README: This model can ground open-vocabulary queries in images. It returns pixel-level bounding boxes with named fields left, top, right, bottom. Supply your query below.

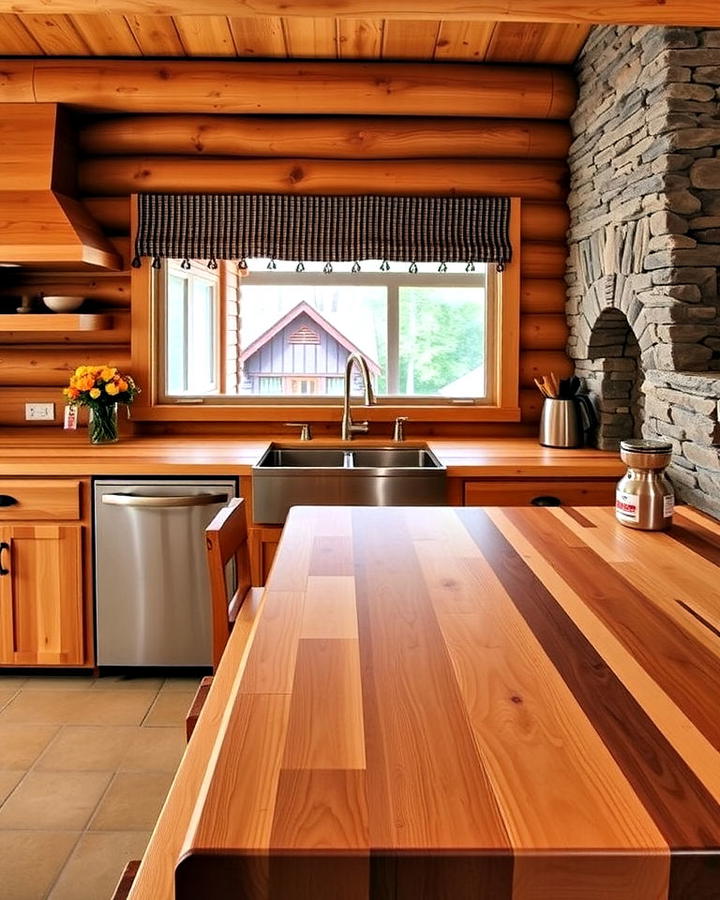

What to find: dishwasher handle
left=101, top=492, right=229, bottom=508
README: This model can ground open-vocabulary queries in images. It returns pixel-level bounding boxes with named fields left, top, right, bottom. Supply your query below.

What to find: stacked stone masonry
left=567, top=25, right=720, bottom=516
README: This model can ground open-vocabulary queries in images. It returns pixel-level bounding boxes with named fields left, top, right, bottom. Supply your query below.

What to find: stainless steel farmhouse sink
left=252, top=443, right=447, bottom=524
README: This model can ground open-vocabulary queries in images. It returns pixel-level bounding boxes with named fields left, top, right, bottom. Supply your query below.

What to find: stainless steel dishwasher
left=94, top=478, right=236, bottom=667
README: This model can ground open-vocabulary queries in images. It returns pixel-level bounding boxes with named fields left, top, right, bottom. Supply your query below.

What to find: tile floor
left=0, top=673, right=200, bottom=900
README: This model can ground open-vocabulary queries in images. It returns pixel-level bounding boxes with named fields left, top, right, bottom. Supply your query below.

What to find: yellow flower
left=101, top=367, right=117, bottom=382
left=117, top=379, right=128, bottom=392
left=89, top=388, right=101, bottom=399
left=74, top=366, right=86, bottom=377
left=105, top=383, right=119, bottom=396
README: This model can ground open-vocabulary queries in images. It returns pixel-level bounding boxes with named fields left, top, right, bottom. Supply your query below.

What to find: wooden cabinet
left=0, top=478, right=87, bottom=666
left=464, top=478, right=617, bottom=507
left=0, top=524, right=84, bottom=665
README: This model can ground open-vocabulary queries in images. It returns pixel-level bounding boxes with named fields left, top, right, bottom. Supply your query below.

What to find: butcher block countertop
left=0, top=431, right=624, bottom=478
left=134, top=504, right=720, bottom=900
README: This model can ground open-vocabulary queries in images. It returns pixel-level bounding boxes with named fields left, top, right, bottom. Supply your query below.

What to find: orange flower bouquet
left=63, top=365, right=139, bottom=444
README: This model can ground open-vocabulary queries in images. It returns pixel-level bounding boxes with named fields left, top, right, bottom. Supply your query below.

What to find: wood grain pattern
left=18, top=59, right=575, bottom=118
left=0, top=0, right=711, bottom=27
left=0, top=14, right=590, bottom=63
left=78, top=115, right=570, bottom=159
left=172, top=504, right=720, bottom=900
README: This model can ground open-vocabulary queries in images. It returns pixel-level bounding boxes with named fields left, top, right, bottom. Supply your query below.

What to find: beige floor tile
left=48, top=830, right=151, bottom=900
left=93, top=675, right=164, bottom=691
left=143, top=691, right=196, bottom=727
left=119, top=726, right=186, bottom=772
left=0, top=723, right=58, bottom=769
left=0, top=690, right=158, bottom=726
left=89, top=771, right=174, bottom=831
left=0, top=770, right=112, bottom=830
left=36, top=726, right=138, bottom=772
left=161, top=676, right=202, bottom=692
left=0, top=676, right=28, bottom=688
left=0, top=689, right=20, bottom=712
left=0, top=831, right=79, bottom=900
left=0, top=769, right=24, bottom=805
left=21, top=675, right=96, bottom=691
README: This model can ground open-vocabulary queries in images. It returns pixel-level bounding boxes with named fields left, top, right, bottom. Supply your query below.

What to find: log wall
left=0, top=61, right=573, bottom=430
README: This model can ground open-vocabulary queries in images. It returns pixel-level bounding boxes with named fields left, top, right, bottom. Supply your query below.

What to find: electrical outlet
left=25, top=403, right=55, bottom=421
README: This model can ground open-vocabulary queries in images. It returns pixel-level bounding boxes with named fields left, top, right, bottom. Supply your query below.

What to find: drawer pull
left=0, top=495, right=18, bottom=507
left=530, top=496, right=562, bottom=507
left=0, top=542, right=9, bottom=575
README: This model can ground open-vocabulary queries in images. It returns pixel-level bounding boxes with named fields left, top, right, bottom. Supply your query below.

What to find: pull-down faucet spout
left=341, top=351, right=375, bottom=441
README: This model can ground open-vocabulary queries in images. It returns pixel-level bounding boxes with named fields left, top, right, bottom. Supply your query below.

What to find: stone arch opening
left=576, top=308, right=644, bottom=451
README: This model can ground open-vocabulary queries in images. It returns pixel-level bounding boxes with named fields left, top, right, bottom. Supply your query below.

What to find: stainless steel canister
left=615, top=439, right=674, bottom=531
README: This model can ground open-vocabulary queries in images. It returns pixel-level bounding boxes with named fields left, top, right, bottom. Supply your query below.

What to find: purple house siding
left=241, top=306, right=379, bottom=395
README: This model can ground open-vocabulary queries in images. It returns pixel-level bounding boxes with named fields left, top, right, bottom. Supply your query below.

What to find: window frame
left=160, top=260, right=221, bottom=396
left=130, top=196, right=521, bottom=423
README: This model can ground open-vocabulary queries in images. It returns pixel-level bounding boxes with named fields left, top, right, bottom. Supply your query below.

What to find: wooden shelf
left=0, top=313, right=112, bottom=332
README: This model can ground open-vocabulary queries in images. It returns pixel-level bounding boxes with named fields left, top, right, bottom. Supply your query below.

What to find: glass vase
left=89, top=403, right=119, bottom=444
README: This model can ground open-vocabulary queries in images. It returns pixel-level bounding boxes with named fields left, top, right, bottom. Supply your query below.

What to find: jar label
left=616, top=490, right=639, bottom=522
left=664, top=494, right=674, bottom=518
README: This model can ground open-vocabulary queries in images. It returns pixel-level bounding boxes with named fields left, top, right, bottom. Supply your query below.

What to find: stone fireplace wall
left=566, top=25, right=720, bottom=516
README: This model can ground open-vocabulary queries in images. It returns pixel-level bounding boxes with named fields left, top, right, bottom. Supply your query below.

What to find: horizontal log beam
left=0, top=60, right=576, bottom=119
left=521, top=241, right=568, bottom=278
left=520, top=278, right=567, bottom=314
left=0, top=347, right=131, bottom=386
left=519, top=388, right=543, bottom=423
left=1, top=0, right=717, bottom=25
left=79, top=115, right=571, bottom=159
left=519, top=350, right=573, bottom=387
left=79, top=157, right=568, bottom=200
left=519, top=313, right=569, bottom=350
left=520, top=202, right=569, bottom=241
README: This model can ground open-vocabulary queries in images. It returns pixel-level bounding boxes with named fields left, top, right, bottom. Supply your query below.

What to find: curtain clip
left=296, top=261, right=305, bottom=273
left=323, top=262, right=333, bottom=274
left=180, top=258, right=191, bottom=270
left=238, top=258, right=248, bottom=274
left=409, top=261, right=418, bottom=274
left=130, top=255, right=142, bottom=269
left=151, top=256, right=161, bottom=270
left=496, top=262, right=505, bottom=272
left=438, top=261, right=448, bottom=273
left=267, top=259, right=277, bottom=271
left=208, top=257, right=218, bottom=270
left=465, top=260, right=476, bottom=273
left=351, top=261, right=361, bottom=274
left=380, top=260, right=390, bottom=272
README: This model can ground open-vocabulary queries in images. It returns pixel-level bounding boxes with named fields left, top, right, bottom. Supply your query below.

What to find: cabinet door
left=0, top=524, right=84, bottom=665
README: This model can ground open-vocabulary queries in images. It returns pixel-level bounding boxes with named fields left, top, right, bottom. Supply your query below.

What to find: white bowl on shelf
left=42, top=295, right=85, bottom=313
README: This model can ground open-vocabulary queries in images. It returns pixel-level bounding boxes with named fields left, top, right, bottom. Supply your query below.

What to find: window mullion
left=387, top=284, right=399, bottom=395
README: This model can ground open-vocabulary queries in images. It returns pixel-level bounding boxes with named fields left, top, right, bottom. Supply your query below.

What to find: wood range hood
left=0, top=103, right=122, bottom=271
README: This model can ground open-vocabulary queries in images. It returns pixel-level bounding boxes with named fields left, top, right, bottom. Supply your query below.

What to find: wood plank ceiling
left=0, top=15, right=590, bottom=62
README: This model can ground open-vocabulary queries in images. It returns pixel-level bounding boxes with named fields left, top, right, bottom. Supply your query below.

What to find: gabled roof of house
left=239, top=300, right=381, bottom=374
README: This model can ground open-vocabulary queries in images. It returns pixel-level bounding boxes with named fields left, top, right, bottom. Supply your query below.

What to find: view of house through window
left=159, top=259, right=494, bottom=403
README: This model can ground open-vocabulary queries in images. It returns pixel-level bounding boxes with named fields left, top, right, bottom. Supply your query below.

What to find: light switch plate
left=25, top=402, right=55, bottom=421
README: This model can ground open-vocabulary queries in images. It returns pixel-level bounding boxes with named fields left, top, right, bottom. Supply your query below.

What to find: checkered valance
left=131, top=193, right=512, bottom=270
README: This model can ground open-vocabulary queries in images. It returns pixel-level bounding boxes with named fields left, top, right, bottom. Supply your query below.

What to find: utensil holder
left=539, top=398, right=584, bottom=448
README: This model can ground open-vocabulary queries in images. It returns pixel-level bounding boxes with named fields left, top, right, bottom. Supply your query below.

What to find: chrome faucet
left=341, top=351, right=375, bottom=440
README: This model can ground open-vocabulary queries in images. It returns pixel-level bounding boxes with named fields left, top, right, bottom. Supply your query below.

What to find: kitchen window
left=156, top=259, right=496, bottom=406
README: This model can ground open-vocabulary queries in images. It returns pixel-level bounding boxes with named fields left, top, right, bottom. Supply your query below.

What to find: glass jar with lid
left=616, top=439, right=674, bottom=530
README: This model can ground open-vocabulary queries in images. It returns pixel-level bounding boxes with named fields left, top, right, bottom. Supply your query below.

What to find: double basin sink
left=252, top=443, right=447, bottom=524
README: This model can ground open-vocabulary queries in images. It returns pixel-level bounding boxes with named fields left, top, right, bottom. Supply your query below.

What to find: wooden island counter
left=131, top=503, right=720, bottom=900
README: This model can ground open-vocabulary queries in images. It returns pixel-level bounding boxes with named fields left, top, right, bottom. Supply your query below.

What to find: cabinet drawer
left=464, top=479, right=617, bottom=507
left=0, top=480, right=81, bottom=520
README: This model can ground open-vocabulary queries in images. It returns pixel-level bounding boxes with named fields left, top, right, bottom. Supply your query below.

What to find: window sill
left=130, top=403, right=522, bottom=423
